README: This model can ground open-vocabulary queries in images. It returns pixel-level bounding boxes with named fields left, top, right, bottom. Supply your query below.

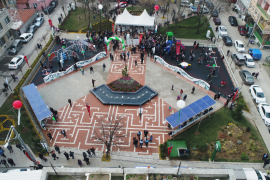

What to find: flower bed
left=108, top=76, right=142, bottom=92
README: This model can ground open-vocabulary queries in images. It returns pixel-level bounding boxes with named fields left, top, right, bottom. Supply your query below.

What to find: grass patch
left=235, top=93, right=250, bottom=112
left=61, top=7, right=105, bottom=32
left=170, top=107, right=267, bottom=162
left=158, top=16, right=214, bottom=40
left=101, top=154, right=111, bottom=162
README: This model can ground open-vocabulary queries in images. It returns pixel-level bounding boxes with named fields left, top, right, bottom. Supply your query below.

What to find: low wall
left=154, top=56, right=210, bottom=90
left=43, top=52, right=107, bottom=83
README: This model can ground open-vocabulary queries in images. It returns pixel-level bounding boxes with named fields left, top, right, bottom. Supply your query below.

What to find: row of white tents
left=115, top=8, right=155, bottom=27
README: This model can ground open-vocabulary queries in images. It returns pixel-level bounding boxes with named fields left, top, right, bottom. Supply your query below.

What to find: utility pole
left=4, top=125, right=38, bottom=165
left=247, top=15, right=260, bottom=47
left=49, top=161, right=58, bottom=176
left=177, top=161, right=181, bottom=180
left=43, top=0, right=51, bottom=19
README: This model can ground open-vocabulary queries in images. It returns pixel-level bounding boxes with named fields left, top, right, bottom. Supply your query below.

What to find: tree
left=160, top=0, right=171, bottom=18
left=94, top=115, right=126, bottom=159
left=122, top=66, right=129, bottom=78
left=59, top=0, right=68, bottom=17
left=207, top=1, right=230, bottom=20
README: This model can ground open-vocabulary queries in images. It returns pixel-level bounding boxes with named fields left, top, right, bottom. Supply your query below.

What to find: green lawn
left=0, top=95, right=44, bottom=155
left=61, top=7, right=105, bottom=32
left=171, top=108, right=267, bottom=154
left=158, top=16, right=214, bottom=40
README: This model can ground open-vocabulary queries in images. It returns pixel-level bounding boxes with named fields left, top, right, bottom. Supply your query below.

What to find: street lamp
left=139, top=105, right=143, bottom=122
left=177, top=100, right=185, bottom=124
left=98, top=4, right=103, bottom=35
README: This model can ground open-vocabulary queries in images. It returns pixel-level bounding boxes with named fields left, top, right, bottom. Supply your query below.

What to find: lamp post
left=98, top=4, right=103, bottom=34
left=139, top=105, right=143, bottom=122
left=177, top=100, right=185, bottom=125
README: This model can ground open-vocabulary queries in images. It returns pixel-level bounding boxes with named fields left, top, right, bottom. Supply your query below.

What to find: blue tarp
left=22, top=83, right=51, bottom=122
left=165, top=95, right=216, bottom=128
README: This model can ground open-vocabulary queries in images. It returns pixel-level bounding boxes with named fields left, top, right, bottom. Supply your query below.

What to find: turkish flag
left=24, top=56, right=29, bottom=67
left=232, top=89, right=238, bottom=102
left=168, top=146, right=173, bottom=157
left=86, top=103, right=90, bottom=117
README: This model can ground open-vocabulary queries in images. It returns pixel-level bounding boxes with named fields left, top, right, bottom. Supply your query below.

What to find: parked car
left=190, top=7, right=198, bottom=13
left=213, top=17, right=221, bottom=25
left=19, top=33, right=33, bottom=43
left=180, top=1, right=193, bottom=7
left=249, top=85, right=266, bottom=104
left=208, top=2, right=214, bottom=9
left=243, top=54, right=255, bottom=68
left=218, top=26, right=227, bottom=37
left=50, top=0, right=58, bottom=8
left=228, top=16, right=238, bottom=26
left=222, top=36, right=232, bottom=46
left=34, top=17, right=44, bottom=27
left=212, top=10, right=218, bottom=17
left=115, top=2, right=127, bottom=8
left=26, top=25, right=37, bottom=34
left=239, top=70, right=254, bottom=85
left=231, top=53, right=245, bottom=66
left=257, top=103, right=270, bottom=126
left=248, top=48, right=262, bottom=60
left=198, top=6, right=209, bottom=14
left=8, top=39, right=23, bottom=55
left=238, top=25, right=247, bottom=36
left=44, top=6, right=54, bottom=15
left=234, top=40, right=245, bottom=53
left=8, top=55, right=24, bottom=69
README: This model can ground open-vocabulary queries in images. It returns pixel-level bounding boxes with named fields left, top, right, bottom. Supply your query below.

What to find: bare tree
left=59, top=0, right=68, bottom=17
left=160, top=0, right=171, bottom=18
left=94, top=115, right=126, bottom=159
left=208, top=1, right=230, bottom=20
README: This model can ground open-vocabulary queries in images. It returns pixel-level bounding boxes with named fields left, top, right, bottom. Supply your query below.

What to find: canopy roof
left=165, top=95, right=216, bottom=128
left=22, top=83, right=51, bottom=122
left=115, top=9, right=155, bottom=27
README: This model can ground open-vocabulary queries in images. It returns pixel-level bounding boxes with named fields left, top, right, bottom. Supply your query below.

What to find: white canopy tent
left=115, top=9, right=155, bottom=27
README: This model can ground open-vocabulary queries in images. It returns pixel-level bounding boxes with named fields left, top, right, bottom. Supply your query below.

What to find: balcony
left=257, top=4, right=269, bottom=20
left=254, top=30, right=263, bottom=43
left=258, top=22, right=265, bottom=29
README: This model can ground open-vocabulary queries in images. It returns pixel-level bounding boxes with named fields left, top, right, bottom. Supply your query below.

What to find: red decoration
left=86, top=103, right=91, bottom=117
left=24, top=55, right=29, bottom=67
left=13, top=100, right=22, bottom=109
left=48, top=19, right=52, bottom=27
left=154, top=5, right=159, bottom=11
left=168, top=146, right=173, bottom=157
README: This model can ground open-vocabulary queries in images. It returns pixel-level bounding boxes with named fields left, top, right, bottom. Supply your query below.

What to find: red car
left=213, top=17, right=221, bottom=25
left=238, top=26, right=247, bottom=36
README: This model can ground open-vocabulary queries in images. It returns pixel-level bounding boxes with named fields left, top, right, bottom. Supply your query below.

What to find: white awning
left=115, top=9, right=155, bottom=27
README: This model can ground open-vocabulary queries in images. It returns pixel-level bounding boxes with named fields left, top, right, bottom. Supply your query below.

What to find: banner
left=112, top=23, right=114, bottom=32
left=168, top=146, right=173, bottom=157
left=86, top=103, right=90, bottom=117
left=232, top=89, right=238, bottom=102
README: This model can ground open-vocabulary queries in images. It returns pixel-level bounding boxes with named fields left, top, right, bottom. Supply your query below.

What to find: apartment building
left=0, top=8, right=14, bottom=57
left=248, top=0, right=270, bottom=48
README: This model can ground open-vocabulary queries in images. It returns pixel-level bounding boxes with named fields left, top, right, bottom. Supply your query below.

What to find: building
left=248, top=0, right=270, bottom=48
left=8, top=9, right=37, bottom=38
left=17, top=0, right=56, bottom=10
left=236, top=0, right=252, bottom=18
left=0, top=8, right=14, bottom=57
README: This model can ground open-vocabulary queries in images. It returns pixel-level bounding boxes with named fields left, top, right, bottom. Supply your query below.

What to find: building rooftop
left=8, top=9, right=36, bottom=30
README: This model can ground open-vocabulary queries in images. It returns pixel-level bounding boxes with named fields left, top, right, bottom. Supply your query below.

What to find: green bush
left=123, top=89, right=126, bottom=91
left=233, top=97, right=245, bottom=119
left=115, top=88, right=118, bottom=90
left=160, top=144, right=165, bottom=152
left=240, top=152, right=249, bottom=160
left=128, top=89, right=131, bottom=92
left=133, top=87, right=137, bottom=90
left=160, top=153, right=165, bottom=159
left=198, top=143, right=208, bottom=152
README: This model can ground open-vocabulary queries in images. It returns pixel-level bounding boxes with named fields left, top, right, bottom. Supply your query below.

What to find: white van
left=20, top=33, right=33, bottom=43
left=243, top=168, right=266, bottom=180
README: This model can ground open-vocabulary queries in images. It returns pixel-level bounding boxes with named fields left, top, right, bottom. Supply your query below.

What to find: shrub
left=160, top=153, right=165, bottom=159
left=159, top=144, right=165, bottom=152
left=133, top=87, right=137, bottom=90
left=115, top=88, right=118, bottom=90
left=119, top=88, right=122, bottom=91
left=28, top=124, right=33, bottom=128
left=198, top=143, right=208, bottom=152
left=240, top=152, right=249, bottom=160
left=123, top=89, right=126, bottom=91
left=233, top=97, right=245, bottom=119
left=128, top=89, right=131, bottom=92
left=246, top=127, right=251, bottom=132
left=109, top=83, right=112, bottom=86
left=138, top=84, right=141, bottom=87
left=112, top=85, right=115, bottom=88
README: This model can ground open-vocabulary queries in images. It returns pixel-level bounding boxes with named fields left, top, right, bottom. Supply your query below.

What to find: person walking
left=191, top=86, right=195, bottom=94
left=120, top=54, right=123, bottom=61
left=103, top=63, right=106, bottom=71
left=70, top=151, right=74, bottom=159
left=64, top=152, right=70, bottom=160
left=262, top=153, right=269, bottom=160
left=7, top=158, right=16, bottom=166
left=84, top=157, right=90, bottom=165
left=61, top=130, right=67, bottom=138
left=51, top=151, right=59, bottom=160
left=78, top=159, right=83, bottom=167
left=150, top=135, right=153, bottom=143
left=3, top=82, right=9, bottom=91
left=180, top=89, right=183, bottom=97
left=68, top=99, right=72, bottom=107
left=0, top=148, right=6, bottom=158
left=1, top=159, right=9, bottom=167
left=215, top=26, right=218, bottom=32
left=227, top=50, right=230, bottom=56
left=145, top=139, right=149, bottom=147
left=83, top=152, right=87, bottom=159
left=140, top=139, right=143, bottom=148
left=133, top=138, right=138, bottom=148
left=16, top=143, right=23, bottom=150
left=92, top=79, right=96, bottom=87
left=7, top=144, right=13, bottom=153
left=80, top=67, right=84, bottom=75
left=87, top=149, right=92, bottom=157
left=144, top=130, right=149, bottom=139
left=183, top=94, right=187, bottom=101
left=263, top=158, right=269, bottom=168
left=54, top=145, right=61, bottom=154
left=127, top=51, right=130, bottom=59
left=47, top=132, right=53, bottom=142
left=214, top=92, right=218, bottom=100
left=172, top=85, right=174, bottom=90
left=135, top=60, right=137, bottom=67
left=137, top=131, right=141, bottom=140
left=255, top=72, right=259, bottom=79
left=39, top=153, right=47, bottom=162
left=58, top=17, right=61, bottom=24
left=90, top=66, right=94, bottom=73
left=90, top=147, right=96, bottom=156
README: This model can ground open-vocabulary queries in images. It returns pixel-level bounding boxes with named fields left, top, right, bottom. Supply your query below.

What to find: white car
left=243, top=54, right=255, bottom=68
left=218, top=26, right=227, bottom=37
left=8, top=55, right=24, bottom=69
left=234, top=40, right=245, bottom=53
left=249, top=85, right=266, bottom=104
left=257, top=103, right=270, bottom=126
left=19, top=33, right=33, bottom=43
left=115, top=2, right=127, bottom=8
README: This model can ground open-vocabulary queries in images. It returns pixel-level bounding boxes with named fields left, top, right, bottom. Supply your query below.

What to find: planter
left=126, top=174, right=147, bottom=180
left=88, top=174, right=111, bottom=180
